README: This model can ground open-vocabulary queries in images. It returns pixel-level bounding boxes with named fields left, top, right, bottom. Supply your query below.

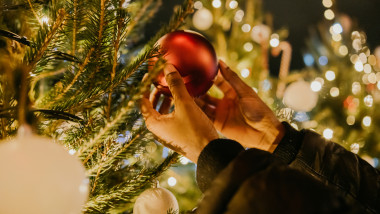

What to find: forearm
left=273, top=122, right=380, bottom=213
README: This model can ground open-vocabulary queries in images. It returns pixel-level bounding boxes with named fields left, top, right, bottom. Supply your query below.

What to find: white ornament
left=133, top=187, right=179, bottom=214
left=192, top=8, right=213, bottom=31
left=251, top=24, right=271, bottom=44
left=0, top=130, right=88, bottom=214
left=283, top=80, right=318, bottom=112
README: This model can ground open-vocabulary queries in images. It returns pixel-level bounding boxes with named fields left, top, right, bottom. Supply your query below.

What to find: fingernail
left=219, top=60, right=227, bottom=69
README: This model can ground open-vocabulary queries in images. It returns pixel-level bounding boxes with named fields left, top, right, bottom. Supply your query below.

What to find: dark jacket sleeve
left=273, top=123, right=380, bottom=213
left=196, top=138, right=354, bottom=214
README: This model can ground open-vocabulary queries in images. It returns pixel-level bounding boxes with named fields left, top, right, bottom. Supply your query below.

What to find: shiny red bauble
left=150, top=30, right=218, bottom=97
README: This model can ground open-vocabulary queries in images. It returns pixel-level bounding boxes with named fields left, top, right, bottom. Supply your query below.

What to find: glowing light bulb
left=346, top=115, right=355, bottom=125
left=323, top=128, right=333, bottom=140
left=310, top=81, right=322, bottom=92
left=180, top=157, right=190, bottom=165
left=212, top=0, right=221, bottom=8
left=242, top=24, right=251, bottom=32
left=368, top=73, right=377, bottom=84
left=269, top=34, right=280, bottom=47
left=330, top=87, right=339, bottom=97
left=364, top=95, right=373, bottom=107
left=234, top=10, right=244, bottom=22
left=364, top=64, right=372, bottom=73
left=243, top=42, right=253, bottom=52
left=363, top=116, right=371, bottom=127
left=352, top=82, right=361, bottom=95
left=168, top=177, right=177, bottom=187
left=324, top=9, right=335, bottom=20
left=322, top=0, right=333, bottom=8
left=68, top=149, right=76, bottom=155
left=229, top=0, right=238, bottom=9
left=325, top=70, right=336, bottom=81
left=240, top=68, right=250, bottom=78
left=355, top=61, right=364, bottom=72
left=332, top=23, right=343, bottom=34
left=194, top=1, right=203, bottom=9
left=41, top=16, right=49, bottom=24
left=339, top=46, right=348, bottom=56
left=350, top=143, right=360, bottom=154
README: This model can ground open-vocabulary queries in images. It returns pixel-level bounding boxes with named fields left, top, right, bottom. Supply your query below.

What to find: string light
left=234, top=10, right=244, bottom=22
left=324, top=9, right=335, bottom=20
left=243, top=42, right=253, bottom=52
left=368, top=55, right=377, bottom=65
left=322, top=0, right=333, bottom=8
left=240, top=68, right=250, bottom=78
left=359, top=53, right=367, bottom=63
left=364, top=95, right=373, bottom=107
left=338, top=46, right=348, bottom=56
left=325, top=70, right=336, bottom=81
left=354, top=61, right=364, bottom=72
left=168, top=177, right=177, bottom=187
left=318, top=56, right=328, bottom=66
left=332, top=23, right=343, bottom=34
left=377, top=81, right=380, bottom=90
left=194, top=1, right=203, bottom=9
left=363, top=116, right=372, bottom=127
left=323, top=128, right=333, bottom=139
left=212, top=0, right=221, bottom=8
left=350, top=143, right=360, bottom=154
left=352, top=82, right=361, bottom=94
left=269, top=34, right=280, bottom=47
left=41, top=16, right=50, bottom=25
left=311, top=80, right=322, bottom=92
left=330, top=87, right=339, bottom=97
left=332, top=34, right=342, bottom=42
left=242, top=24, right=251, bottom=32
left=346, top=115, right=355, bottom=125
left=229, top=0, right=238, bottom=9
left=364, top=64, right=372, bottom=73
left=368, top=73, right=377, bottom=84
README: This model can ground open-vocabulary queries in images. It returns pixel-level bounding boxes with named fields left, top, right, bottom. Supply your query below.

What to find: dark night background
left=145, top=0, right=380, bottom=71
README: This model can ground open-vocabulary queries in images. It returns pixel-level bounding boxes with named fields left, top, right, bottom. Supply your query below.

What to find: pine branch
left=0, top=29, right=32, bottom=46
left=26, top=8, right=67, bottom=70
left=84, top=153, right=179, bottom=213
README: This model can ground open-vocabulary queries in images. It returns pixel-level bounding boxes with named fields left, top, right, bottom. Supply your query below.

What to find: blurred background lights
left=377, top=81, right=380, bottom=90
left=322, top=0, right=333, bottom=8
left=324, top=9, right=335, bottom=20
left=180, top=157, right=190, bottom=165
left=368, top=73, right=377, bottom=84
left=243, top=42, right=253, bottom=52
left=41, top=16, right=49, bottom=24
left=359, top=53, right=367, bottom=63
left=350, top=143, right=360, bottom=154
left=323, top=128, right=333, bottom=139
left=368, top=55, right=377, bottom=65
left=330, top=87, right=339, bottom=97
left=346, top=115, right=356, bottom=125
left=354, top=61, right=364, bottom=72
left=242, top=24, right=251, bottom=32
left=303, top=53, right=315, bottom=66
left=332, top=34, right=342, bottom=42
left=270, top=34, right=280, bottom=47
left=352, top=82, right=361, bottom=94
left=240, top=68, right=250, bottom=78
left=363, top=116, right=372, bottom=127
left=364, top=64, right=372, bottom=73
left=318, top=56, right=328, bottom=66
left=194, top=1, right=203, bottom=9
left=234, top=10, right=244, bottom=22
left=339, top=45, right=348, bottom=56
left=212, top=0, right=221, bottom=8
left=325, top=70, right=336, bottom=81
left=311, top=80, right=322, bottom=92
left=192, top=8, right=213, bottom=30
left=168, top=177, right=177, bottom=187
left=68, top=149, right=76, bottom=155
left=332, top=23, right=343, bottom=34
left=229, top=0, right=238, bottom=9
left=364, top=95, right=373, bottom=107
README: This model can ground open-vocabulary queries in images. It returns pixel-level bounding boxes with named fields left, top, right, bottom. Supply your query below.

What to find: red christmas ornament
left=150, top=30, right=218, bottom=97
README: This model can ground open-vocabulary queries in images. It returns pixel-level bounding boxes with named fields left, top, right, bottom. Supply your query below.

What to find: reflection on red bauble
left=150, top=30, right=218, bottom=97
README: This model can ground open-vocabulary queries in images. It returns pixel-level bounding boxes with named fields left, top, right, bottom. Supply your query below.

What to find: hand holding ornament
left=140, top=64, right=219, bottom=163
left=196, top=60, right=284, bottom=152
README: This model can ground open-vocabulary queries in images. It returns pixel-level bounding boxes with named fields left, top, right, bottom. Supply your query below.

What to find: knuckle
left=167, top=76, right=183, bottom=88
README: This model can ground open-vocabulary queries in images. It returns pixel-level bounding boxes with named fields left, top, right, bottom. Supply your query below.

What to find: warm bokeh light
left=323, top=128, right=333, bottom=139
left=325, top=70, right=336, bottom=81
left=324, top=9, right=335, bottom=20
left=330, top=87, right=339, bottom=97
left=363, top=116, right=372, bottom=127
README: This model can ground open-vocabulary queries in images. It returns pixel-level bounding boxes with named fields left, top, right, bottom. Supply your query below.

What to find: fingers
left=214, top=73, right=236, bottom=98
left=150, top=87, right=161, bottom=108
left=159, top=96, right=172, bottom=114
left=195, top=98, right=216, bottom=121
left=140, top=97, right=160, bottom=122
left=219, top=60, right=254, bottom=98
left=164, top=64, right=191, bottom=103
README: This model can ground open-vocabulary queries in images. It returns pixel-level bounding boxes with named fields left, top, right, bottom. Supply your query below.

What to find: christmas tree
left=0, top=0, right=195, bottom=213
